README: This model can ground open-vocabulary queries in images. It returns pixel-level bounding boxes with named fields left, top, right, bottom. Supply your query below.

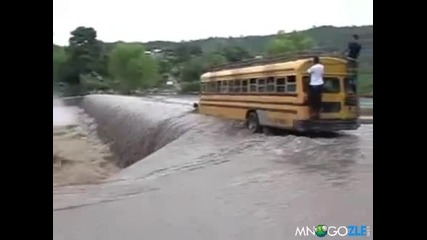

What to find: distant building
left=145, top=49, right=163, bottom=58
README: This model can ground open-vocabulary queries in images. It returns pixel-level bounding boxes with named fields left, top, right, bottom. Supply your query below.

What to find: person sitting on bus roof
left=343, top=34, right=362, bottom=93
left=344, top=34, right=362, bottom=60
left=307, top=56, right=324, bottom=119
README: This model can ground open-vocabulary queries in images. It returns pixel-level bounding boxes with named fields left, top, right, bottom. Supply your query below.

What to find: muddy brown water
left=53, top=99, right=119, bottom=186
left=53, top=94, right=373, bottom=240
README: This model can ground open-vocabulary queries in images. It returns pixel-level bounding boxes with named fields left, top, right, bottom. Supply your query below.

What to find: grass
left=358, top=73, right=373, bottom=94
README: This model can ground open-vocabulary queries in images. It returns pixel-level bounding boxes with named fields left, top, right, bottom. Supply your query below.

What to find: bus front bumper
left=294, top=119, right=361, bottom=132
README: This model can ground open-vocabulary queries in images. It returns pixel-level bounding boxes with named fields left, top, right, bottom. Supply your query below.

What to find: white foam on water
left=53, top=99, right=77, bottom=127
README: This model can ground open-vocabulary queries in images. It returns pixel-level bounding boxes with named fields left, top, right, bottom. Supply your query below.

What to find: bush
left=180, top=81, right=200, bottom=93
left=81, top=76, right=111, bottom=91
left=358, top=73, right=373, bottom=94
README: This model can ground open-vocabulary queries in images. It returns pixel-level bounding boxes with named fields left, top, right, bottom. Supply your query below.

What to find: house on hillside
left=145, top=49, right=163, bottom=58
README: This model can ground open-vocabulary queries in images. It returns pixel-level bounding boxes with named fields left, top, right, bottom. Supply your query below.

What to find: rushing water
left=53, top=99, right=118, bottom=186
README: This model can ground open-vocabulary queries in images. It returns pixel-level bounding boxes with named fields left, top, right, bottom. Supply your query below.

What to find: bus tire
left=247, top=112, right=262, bottom=133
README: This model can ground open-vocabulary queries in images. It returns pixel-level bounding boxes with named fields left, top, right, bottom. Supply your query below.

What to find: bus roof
left=200, top=56, right=347, bottom=81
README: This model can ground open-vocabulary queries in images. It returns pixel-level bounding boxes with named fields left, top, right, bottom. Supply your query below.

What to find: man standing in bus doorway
left=343, top=34, right=362, bottom=92
left=307, top=56, right=324, bottom=119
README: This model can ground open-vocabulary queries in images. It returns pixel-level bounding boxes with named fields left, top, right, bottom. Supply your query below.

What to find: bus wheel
left=247, top=112, right=261, bottom=133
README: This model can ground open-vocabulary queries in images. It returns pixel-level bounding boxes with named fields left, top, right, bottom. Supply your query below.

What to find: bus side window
left=249, top=79, right=257, bottom=92
left=216, top=81, right=221, bottom=93
left=258, top=78, right=266, bottom=92
left=229, top=80, right=235, bottom=93
left=287, top=76, right=296, bottom=92
left=234, top=80, right=241, bottom=93
left=267, top=77, right=275, bottom=92
left=205, top=82, right=210, bottom=92
left=208, top=82, right=215, bottom=92
left=221, top=81, right=228, bottom=93
left=242, top=80, right=248, bottom=92
left=276, top=78, right=286, bottom=92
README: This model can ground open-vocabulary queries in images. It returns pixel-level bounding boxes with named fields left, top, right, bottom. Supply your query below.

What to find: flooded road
left=53, top=95, right=373, bottom=240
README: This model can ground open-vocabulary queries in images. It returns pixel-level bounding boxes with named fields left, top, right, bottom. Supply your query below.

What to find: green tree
left=287, top=31, right=316, bottom=51
left=266, top=31, right=315, bottom=55
left=180, top=53, right=228, bottom=83
left=93, top=42, right=110, bottom=77
left=53, top=45, right=68, bottom=82
left=221, top=45, right=251, bottom=63
left=174, top=43, right=203, bottom=63
left=63, top=26, right=103, bottom=85
left=158, top=59, right=172, bottom=75
left=180, top=56, right=205, bottom=82
left=108, top=43, right=160, bottom=93
left=205, top=53, right=227, bottom=69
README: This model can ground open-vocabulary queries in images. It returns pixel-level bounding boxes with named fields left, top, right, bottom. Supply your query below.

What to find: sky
left=53, top=0, right=373, bottom=46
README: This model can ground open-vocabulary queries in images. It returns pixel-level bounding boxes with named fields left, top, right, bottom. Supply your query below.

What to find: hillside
left=144, top=25, right=373, bottom=69
left=142, top=25, right=373, bottom=93
left=54, top=25, right=373, bottom=94
left=94, top=25, right=373, bottom=72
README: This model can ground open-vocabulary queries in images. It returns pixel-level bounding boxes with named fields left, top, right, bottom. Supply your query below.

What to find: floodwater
left=53, top=95, right=373, bottom=240
left=53, top=99, right=119, bottom=186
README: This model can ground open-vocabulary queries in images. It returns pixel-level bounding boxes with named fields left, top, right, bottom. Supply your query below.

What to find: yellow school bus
left=195, top=53, right=360, bottom=133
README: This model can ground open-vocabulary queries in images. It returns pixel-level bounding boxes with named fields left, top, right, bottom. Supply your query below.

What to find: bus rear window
left=344, top=77, right=356, bottom=94
left=323, top=77, right=340, bottom=93
left=303, top=76, right=340, bottom=93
